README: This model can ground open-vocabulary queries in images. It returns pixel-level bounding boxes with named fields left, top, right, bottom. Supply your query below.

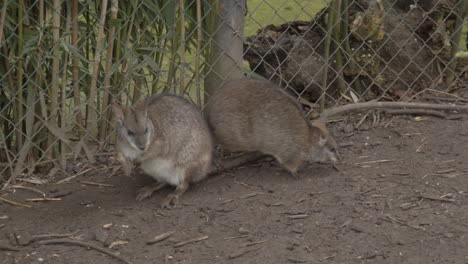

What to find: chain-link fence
left=0, top=0, right=466, bottom=185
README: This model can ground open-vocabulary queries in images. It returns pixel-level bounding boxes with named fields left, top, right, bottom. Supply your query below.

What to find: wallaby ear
left=310, top=118, right=328, bottom=135
left=112, top=103, right=125, bottom=121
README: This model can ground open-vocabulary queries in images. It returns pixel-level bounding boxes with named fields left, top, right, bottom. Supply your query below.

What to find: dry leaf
left=108, top=240, right=128, bottom=249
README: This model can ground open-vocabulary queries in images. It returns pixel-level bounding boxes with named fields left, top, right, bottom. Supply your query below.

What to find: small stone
left=238, top=227, right=250, bottom=234
left=93, top=229, right=109, bottom=244
left=16, top=232, right=33, bottom=246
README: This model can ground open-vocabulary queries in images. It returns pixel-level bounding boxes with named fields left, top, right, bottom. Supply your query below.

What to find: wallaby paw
left=161, top=194, right=179, bottom=209
left=136, top=186, right=154, bottom=201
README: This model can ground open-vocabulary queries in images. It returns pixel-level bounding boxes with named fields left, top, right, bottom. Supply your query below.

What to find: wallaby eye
left=127, top=130, right=135, bottom=137
left=144, top=127, right=149, bottom=134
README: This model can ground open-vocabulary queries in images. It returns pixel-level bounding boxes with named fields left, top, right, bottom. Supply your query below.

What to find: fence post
left=204, top=0, right=246, bottom=101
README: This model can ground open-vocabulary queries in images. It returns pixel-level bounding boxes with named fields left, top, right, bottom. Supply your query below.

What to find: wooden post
left=204, top=0, right=246, bottom=101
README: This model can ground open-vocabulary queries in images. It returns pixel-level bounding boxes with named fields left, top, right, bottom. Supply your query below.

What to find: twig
left=228, top=247, right=260, bottom=259
left=56, top=168, right=92, bottom=184
left=355, top=111, right=369, bottom=129
left=383, top=214, right=424, bottom=230
left=234, top=180, right=256, bottom=190
left=0, top=197, right=32, bottom=208
left=416, top=137, right=428, bottom=153
left=39, top=239, right=133, bottom=264
left=33, top=232, right=78, bottom=242
left=173, top=235, right=208, bottom=248
left=79, top=181, right=114, bottom=187
left=322, top=101, right=468, bottom=119
left=286, top=214, right=309, bottom=220
left=436, top=169, right=456, bottom=174
left=417, top=193, right=455, bottom=203
left=384, top=109, right=447, bottom=118
left=146, top=231, right=175, bottom=245
left=355, top=159, right=394, bottom=165
left=26, top=198, right=62, bottom=202
left=7, top=185, right=46, bottom=197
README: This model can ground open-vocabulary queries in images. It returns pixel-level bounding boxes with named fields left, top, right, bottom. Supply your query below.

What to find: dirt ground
left=1, top=115, right=467, bottom=264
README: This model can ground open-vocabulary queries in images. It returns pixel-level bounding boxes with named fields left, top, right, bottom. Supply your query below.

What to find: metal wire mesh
left=0, top=0, right=466, bottom=184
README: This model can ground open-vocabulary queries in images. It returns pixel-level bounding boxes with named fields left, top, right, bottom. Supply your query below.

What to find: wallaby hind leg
left=161, top=182, right=189, bottom=209
left=136, top=182, right=167, bottom=201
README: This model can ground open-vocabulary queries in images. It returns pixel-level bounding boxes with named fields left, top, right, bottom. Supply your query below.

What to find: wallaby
left=112, top=94, right=213, bottom=208
left=205, top=79, right=338, bottom=177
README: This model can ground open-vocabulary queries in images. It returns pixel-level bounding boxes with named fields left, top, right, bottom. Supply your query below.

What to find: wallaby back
left=206, top=79, right=337, bottom=176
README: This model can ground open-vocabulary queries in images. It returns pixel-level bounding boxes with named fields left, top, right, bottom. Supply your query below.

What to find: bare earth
left=1, top=115, right=467, bottom=264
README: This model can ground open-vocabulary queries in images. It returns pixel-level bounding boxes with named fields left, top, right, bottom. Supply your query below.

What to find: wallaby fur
left=112, top=94, right=213, bottom=208
left=206, top=79, right=338, bottom=176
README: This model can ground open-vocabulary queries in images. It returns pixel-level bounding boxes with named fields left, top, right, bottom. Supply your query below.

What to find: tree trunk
left=204, top=0, right=246, bottom=102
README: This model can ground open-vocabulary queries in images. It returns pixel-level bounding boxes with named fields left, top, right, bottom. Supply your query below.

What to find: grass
left=244, top=0, right=327, bottom=36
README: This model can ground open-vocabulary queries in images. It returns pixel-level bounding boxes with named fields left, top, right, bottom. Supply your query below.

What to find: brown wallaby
left=205, top=79, right=338, bottom=177
left=112, top=94, right=213, bottom=208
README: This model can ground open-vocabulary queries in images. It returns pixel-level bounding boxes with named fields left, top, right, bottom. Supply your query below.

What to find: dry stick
left=173, top=235, right=208, bottom=248
left=56, top=167, right=92, bottom=184
left=79, top=181, right=114, bottom=187
left=355, top=159, right=394, bottom=165
left=383, top=214, right=424, bottom=230
left=26, top=198, right=62, bottom=202
left=228, top=247, right=260, bottom=259
left=0, top=197, right=32, bottom=208
left=146, top=231, right=175, bottom=245
left=384, top=109, right=447, bottom=118
left=39, top=239, right=132, bottom=264
left=287, top=214, right=309, bottom=220
left=417, top=194, right=455, bottom=203
left=322, top=102, right=468, bottom=119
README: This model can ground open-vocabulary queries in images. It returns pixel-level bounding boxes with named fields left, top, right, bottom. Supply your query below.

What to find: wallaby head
left=112, top=101, right=154, bottom=153
left=309, top=119, right=338, bottom=163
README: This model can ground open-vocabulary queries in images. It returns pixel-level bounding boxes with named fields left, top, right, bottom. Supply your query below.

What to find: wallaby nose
left=138, top=145, right=145, bottom=151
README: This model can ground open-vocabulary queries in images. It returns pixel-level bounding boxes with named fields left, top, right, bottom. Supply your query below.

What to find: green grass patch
left=244, top=0, right=327, bottom=36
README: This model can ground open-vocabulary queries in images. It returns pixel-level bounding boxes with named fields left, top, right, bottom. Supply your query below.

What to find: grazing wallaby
left=205, top=79, right=338, bottom=177
left=112, top=94, right=213, bottom=208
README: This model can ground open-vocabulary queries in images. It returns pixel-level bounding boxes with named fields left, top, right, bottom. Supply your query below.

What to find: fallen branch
left=384, top=109, right=448, bottom=118
left=322, top=101, right=468, bottom=119
left=39, top=239, right=132, bottom=264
